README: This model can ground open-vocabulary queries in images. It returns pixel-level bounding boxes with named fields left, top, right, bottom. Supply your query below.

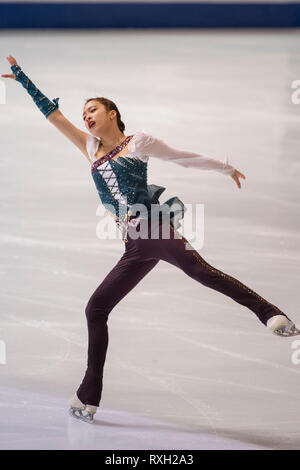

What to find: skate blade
left=69, top=407, right=95, bottom=424
left=273, top=324, right=300, bottom=337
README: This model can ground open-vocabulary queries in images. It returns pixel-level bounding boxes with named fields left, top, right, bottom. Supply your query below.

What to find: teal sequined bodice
left=92, top=154, right=155, bottom=221
left=91, top=134, right=186, bottom=231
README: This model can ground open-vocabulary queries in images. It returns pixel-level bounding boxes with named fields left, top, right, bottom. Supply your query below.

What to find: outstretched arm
left=2, top=55, right=91, bottom=162
left=135, top=131, right=246, bottom=189
left=149, top=136, right=235, bottom=173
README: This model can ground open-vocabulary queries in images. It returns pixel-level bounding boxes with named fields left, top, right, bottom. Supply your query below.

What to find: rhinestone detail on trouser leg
left=169, top=225, right=291, bottom=326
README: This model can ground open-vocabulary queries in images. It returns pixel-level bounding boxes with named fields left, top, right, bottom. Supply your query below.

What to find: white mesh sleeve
left=129, top=130, right=235, bottom=176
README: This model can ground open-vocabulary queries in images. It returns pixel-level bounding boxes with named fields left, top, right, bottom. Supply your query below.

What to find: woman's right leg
left=76, top=248, right=159, bottom=408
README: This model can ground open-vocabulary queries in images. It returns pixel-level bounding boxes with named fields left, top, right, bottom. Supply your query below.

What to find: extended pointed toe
left=267, top=315, right=300, bottom=337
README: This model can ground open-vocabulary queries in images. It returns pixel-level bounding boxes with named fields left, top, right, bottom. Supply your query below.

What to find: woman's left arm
left=143, top=134, right=246, bottom=189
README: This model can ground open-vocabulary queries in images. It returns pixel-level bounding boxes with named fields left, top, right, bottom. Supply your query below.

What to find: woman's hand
left=1, top=55, right=18, bottom=80
left=231, top=169, right=246, bottom=189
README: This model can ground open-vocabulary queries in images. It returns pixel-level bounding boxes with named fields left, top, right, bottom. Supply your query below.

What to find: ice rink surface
left=0, top=28, right=300, bottom=450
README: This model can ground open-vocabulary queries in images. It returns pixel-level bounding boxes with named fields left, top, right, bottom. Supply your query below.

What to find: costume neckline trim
left=91, top=134, right=134, bottom=171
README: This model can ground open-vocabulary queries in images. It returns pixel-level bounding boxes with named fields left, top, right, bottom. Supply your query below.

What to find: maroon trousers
left=76, top=218, right=290, bottom=407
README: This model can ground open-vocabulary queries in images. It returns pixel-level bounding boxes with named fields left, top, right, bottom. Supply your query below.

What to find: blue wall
left=0, top=2, right=299, bottom=28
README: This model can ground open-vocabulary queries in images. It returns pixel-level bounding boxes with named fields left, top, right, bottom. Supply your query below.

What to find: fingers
left=233, top=170, right=246, bottom=189
left=2, top=55, right=17, bottom=79
left=232, top=169, right=246, bottom=179
left=1, top=73, right=16, bottom=79
left=6, top=55, right=17, bottom=66
left=233, top=174, right=242, bottom=189
left=235, top=177, right=241, bottom=189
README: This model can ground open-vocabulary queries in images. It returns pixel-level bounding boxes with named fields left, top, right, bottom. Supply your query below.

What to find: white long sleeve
left=128, top=130, right=236, bottom=176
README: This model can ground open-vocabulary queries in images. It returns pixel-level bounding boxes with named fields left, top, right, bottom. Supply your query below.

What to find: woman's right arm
left=1, top=55, right=91, bottom=163
left=47, top=110, right=90, bottom=162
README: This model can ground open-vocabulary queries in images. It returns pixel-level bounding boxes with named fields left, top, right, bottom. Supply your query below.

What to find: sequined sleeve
left=10, top=64, right=60, bottom=119
left=129, top=130, right=236, bottom=176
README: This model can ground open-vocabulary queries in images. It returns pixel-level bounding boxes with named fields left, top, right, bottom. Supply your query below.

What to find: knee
left=85, top=295, right=111, bottom=324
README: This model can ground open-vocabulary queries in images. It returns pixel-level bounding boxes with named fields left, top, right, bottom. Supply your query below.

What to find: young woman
left=3, top=55, right=299, bottom=425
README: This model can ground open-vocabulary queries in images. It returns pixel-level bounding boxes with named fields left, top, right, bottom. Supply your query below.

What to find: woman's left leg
left=144, top=221, right=291, bottom=327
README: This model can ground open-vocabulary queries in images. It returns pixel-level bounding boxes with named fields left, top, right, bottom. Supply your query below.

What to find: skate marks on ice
left=115, top=358, right=299, bottom=451
left=0, top=387, right=268, bottom=450
left=1, top=307, right=299, bottom=449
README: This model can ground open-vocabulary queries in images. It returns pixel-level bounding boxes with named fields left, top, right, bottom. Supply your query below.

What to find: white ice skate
left=69, top=393, right=97, bottom=424
left=267, top=315, right=300, bottom=337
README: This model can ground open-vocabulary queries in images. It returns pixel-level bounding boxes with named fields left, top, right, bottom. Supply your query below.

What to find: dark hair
left=84, top=97, right=125, bottom=133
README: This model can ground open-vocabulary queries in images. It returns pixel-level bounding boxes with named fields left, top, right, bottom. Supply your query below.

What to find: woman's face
left=83, top=100, right=113, bottom=134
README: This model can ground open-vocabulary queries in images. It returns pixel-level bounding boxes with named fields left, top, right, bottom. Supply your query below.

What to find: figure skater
left=3, top=55, right=299, bottom=425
